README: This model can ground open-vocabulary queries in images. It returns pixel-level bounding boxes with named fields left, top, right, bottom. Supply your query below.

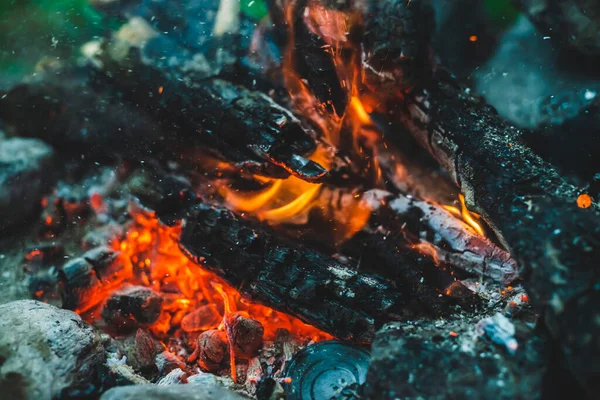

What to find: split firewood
left=84, top=18, right=327, bottom=183
left=178, top=201, right=458, bottom=343
left=362, top=190, right=518, bottom=284
left=399, top=68, right=600, bottom=394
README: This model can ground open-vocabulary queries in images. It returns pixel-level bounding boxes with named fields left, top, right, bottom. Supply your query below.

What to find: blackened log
left=179, top=202, right=456, bottom=342
left=514, top=0, right=600, bottom=58
left=87, top=18, right=326, bottom=182
left=399, top=68, right=600, bottom=393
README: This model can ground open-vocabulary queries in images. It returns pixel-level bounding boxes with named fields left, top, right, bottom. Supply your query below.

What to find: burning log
left=399, top=68, right=600, bottom=393
left=179, top=201, right=457, bottom=342
left=367, top=190, right=518, bottom=284
left=84, top=18, right=327, bottom=183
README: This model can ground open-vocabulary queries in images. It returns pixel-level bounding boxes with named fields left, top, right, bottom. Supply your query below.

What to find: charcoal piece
left=59, top=247, right=127, bottom=312
left=86, top=18, right=326, bottom=183
left=400, top=68, right=600, bottom=393
left=363, top=320, right=546, bottom=399
left=514, top=0, right=600, bottom=57
left=284, top=341, right=369, bottom=400
left=128, top=171, right=200, bottom=227
left=180, top=304, right=222, bottom=333
left=0, top=300, right=105, bottom=400
left=362, top=0, right=435, bottom=95
left=102, top=286, right=164, bottom=330
left=0, top=138, right=56, bottom=232
left=226, top=313, right=264, bottom=359
left=59, top=257, right=101, bottom=311
left=179, top=202, right=455, bottom=342
left=194, top=329, right=230, bottom=372
left=22, top=243, right=65, bottom=274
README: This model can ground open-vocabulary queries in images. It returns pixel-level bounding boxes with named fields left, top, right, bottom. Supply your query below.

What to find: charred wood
left=59, top=247, right=129, bottom=312
left=399, top=68, right=600, bottom=393
left=86, top=18, right=326, bottom=183
left=362, top=190, right=518, bottom=284
left=102, top=286, right=164, bottom=331
left=179, top=202, right=457, bottom=342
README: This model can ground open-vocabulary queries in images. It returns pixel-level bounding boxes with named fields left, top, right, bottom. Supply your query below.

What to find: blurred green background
left=0, top=0, right=516, bottom=85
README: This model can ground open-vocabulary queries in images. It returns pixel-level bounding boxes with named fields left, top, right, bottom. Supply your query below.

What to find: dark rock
left=0, top=300, right=105, bottom=399
left=363, top=320, right=547, bottom=399
left=0, top=138, right=56, bottom=232
left=102, top=286, right=164, bottom=331
left=100, top=383, right=244, bottom=400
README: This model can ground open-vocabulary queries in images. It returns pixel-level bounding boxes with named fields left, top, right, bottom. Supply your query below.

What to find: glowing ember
left=111, top=211, right=330, bottom=339
left=577, top=193, right=592, bottom=208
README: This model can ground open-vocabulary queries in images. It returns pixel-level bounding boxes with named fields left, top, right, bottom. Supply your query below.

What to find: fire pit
left=0, top=0, right=599, bottom=399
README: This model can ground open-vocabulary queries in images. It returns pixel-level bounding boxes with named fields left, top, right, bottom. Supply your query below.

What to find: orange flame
left=443, top=194, right=485, bottom=236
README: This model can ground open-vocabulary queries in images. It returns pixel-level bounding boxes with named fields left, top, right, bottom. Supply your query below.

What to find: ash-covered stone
left=0, top=138, right=56, bottom=231
left=363, top=317, right=547, bottom=399
left=156, top=368, right=186, bottom=386
left=105, top=354, right=151, bottom=387
left=0, top=300, right=105, bottom=399
left=100, top=382, right=245, bottom=400
left=117, top=329, right=164, bottom=372
left=102, top=286, right=164, bottom=330
left=155, top=351, right=185, bottom=375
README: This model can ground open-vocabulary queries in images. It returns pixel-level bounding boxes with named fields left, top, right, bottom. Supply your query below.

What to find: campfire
left=0, top=0, right=599, bottom=399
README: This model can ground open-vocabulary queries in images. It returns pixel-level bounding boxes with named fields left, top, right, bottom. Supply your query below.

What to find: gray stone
left=100, top=383, right=245, bottom=400
left=0, top=300, right=105, bottom=400
left=0, top=138, right=56, bottom=231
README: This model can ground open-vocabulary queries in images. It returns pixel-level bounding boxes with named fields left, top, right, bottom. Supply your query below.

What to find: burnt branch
left=399, top=68, right=600, bottom=393
left=85, top=18, right=326, bottom=182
